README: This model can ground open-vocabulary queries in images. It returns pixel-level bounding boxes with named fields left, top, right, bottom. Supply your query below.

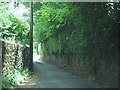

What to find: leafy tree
left=0, top=2, right=29, bottom=45
left=34, top=2, right=119, bottom=54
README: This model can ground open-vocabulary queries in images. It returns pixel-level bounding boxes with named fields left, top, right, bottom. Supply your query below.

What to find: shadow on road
left=34, top=61, right=44, bottom=65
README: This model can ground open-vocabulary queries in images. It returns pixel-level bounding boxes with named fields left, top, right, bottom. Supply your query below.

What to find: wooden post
left=29, top=0, right=33, bottom=72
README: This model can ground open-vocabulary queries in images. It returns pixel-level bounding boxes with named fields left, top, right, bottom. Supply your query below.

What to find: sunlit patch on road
left=33, top=54, right=40, bottom=62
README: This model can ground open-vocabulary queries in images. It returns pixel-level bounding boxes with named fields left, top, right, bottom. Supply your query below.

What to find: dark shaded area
left=34, top=61, right=44, bottom=65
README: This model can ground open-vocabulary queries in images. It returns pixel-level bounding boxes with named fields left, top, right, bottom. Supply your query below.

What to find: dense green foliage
left=34, top=3, right=119, bottom=87
left=1, top=2, right=31, bottom=88
left=2, top=68, right=30, bottom=88
left=34, top=2, right=119, bottom=54
left=0, top=3, right=29, bottom=45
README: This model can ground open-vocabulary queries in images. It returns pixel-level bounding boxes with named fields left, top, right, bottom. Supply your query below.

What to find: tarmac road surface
left=31, top=60, right=99, bottom=88
left=17, top=54, right=100, bottom=88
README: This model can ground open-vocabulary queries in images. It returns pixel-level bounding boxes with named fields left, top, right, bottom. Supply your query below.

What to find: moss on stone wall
left=42, top=47, right=118, bottom=88
left=41, top=35, right=118, bottom=87
left=1, top=40, right=30, bottom=88
left=2, top=41, right=30, bottom=72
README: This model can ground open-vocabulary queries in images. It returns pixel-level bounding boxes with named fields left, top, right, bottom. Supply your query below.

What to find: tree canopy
left=0, top=2, right=30, bottom=45
left=34, top=2, right=119, bottom=54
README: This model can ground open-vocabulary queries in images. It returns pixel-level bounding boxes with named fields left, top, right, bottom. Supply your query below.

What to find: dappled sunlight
left=33, top=55, right=44, bottom=67
left=9, top=3, right=29, bottom=21
left=33, top=53, right=44, bottom=65
left=33, top=45, right=43, bottom=63
left=33, top=53, right=41, bottom=62
left=17, top=75, right=40, bottom=88
left=18, top=82, right=37, bottom=86
left=18, top=83, right=26, bottom=86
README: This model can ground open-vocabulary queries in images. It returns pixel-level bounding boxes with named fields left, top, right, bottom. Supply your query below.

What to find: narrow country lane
left=32, top=60, right=100, bottom=88
left=16, top=54, right=100, bottom=88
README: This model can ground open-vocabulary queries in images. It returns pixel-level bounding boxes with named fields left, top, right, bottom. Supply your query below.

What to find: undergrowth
left=2, top=68, right=30, bottom=88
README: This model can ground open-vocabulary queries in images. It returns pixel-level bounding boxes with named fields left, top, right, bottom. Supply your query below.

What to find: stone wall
left=1, top=40, right=30, bottom=74
left=43, top=48, right=118, bottom=88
